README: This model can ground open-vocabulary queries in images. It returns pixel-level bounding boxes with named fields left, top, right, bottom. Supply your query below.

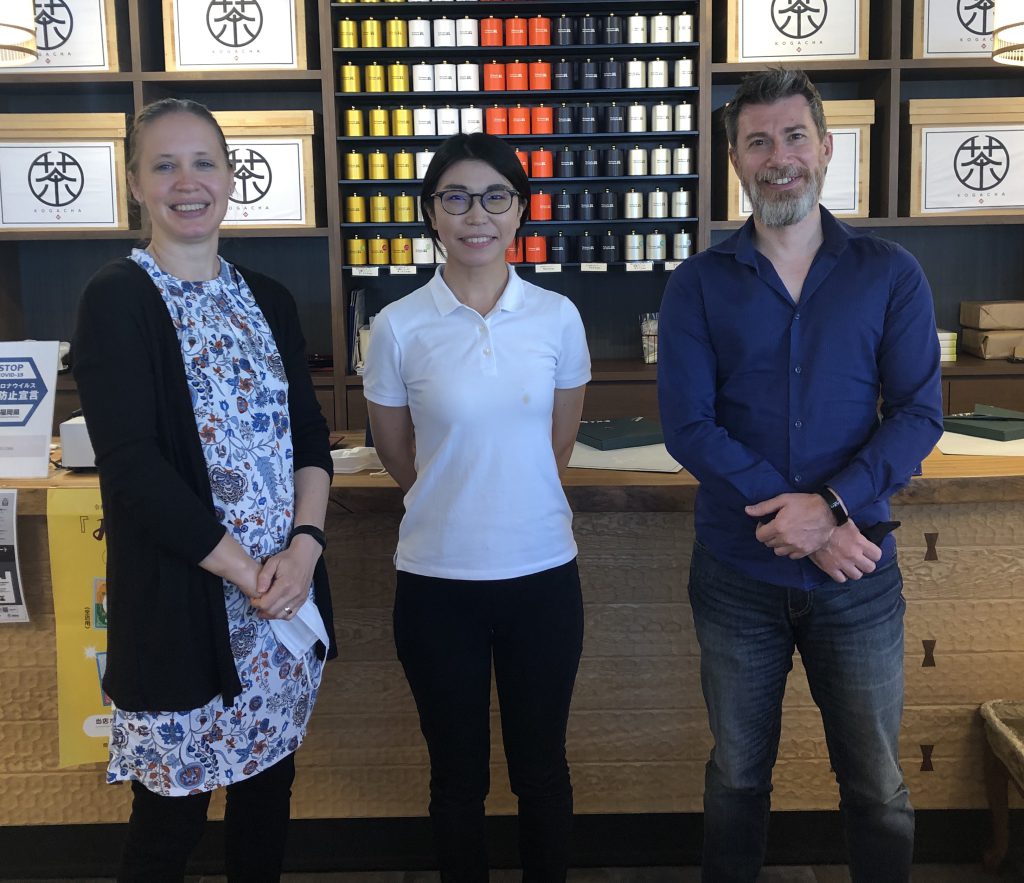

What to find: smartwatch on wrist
left=289, top=524, right=327, bottom=551
left=817, top=486, right=849, bottom=527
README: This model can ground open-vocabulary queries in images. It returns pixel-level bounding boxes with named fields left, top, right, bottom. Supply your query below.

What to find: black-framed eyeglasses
left=431, top=189, right=520, bottom=215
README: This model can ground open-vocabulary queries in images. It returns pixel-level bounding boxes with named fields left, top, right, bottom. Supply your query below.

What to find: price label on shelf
left=626, top=261, right=654, bottom=273
left=352, top=267, right=379, bottom=277
left=664, top=261, right=681, bottom=272
left=389, top=266, right=416, bottom=275
left=534, top=264, right=562, bottom=273
left=580, top=263, right=608, bottom=272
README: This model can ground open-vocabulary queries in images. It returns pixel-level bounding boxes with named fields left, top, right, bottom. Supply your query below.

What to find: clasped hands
left=237, top=537, right=322, bottom=620
left=745, top=493, right=881, bottom=583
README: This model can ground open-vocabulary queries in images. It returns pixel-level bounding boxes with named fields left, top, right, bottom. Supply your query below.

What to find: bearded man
left=657, top=69, right=943, bottom=883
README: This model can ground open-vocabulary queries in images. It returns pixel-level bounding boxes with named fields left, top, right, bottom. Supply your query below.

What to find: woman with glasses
left=362, top=132, right=590, bottom=880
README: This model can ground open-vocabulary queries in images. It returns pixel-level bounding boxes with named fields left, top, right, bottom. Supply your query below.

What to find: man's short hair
left=722, top=68, right=828, bottom=150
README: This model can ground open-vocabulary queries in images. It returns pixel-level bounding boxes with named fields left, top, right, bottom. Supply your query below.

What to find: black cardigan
left=72, top=258, right=336, bottom=712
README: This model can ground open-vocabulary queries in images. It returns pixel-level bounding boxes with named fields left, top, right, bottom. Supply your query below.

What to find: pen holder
left=639, top=312, right=658, bottom=364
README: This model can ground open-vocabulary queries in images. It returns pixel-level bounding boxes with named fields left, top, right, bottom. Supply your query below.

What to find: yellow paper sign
left=47, top=488, right=110, bottom=768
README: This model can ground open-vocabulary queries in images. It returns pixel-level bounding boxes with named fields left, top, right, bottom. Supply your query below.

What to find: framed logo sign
left=215, top=111, right=317, bottom=228
left=910, top=99, right=1024, bottom=217
left=914, top=0, right=994, bottom=58
left=164, top=0, right=307, bottom=71
left=727, top=0, right=868, bottom=62
left=0, top=114, right=128, bottom=231
left=222, top=139, right=310, bottom=227
left=8, top=0, right=119, bottom=73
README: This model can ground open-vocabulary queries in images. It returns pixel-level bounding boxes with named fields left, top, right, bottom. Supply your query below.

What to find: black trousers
left=118, top=751, right=296, bottom=882
left=394, top=559, right=585, bottom=883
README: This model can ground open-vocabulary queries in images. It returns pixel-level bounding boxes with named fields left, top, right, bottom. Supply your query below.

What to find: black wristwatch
left=289, top=524, right=327, bottom=551
left=817, top=486, right=849, bottom=526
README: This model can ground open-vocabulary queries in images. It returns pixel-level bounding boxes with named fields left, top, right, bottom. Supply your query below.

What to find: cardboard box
left=213, top=111, right=317, bottom=228
left=727, top=0, right=868, bottom=62
left=727, top=101, right=873, bottom=220
left=913, top=0, right=994, bottom=59
left=908, top=98, right=1024, bottom=217
left=164, top=0, right=306, bottom=71
left=961, top=328, right=1024, bottom=360
left=0, top=114, right=128, bottom=231
left=960, top=301, right=1024, bottom=330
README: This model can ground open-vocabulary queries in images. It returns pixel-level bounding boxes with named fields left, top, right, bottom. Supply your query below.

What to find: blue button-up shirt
left=657, top=207, right=944, bottom=588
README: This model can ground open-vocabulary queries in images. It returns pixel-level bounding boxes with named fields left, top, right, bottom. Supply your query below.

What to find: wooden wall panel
left=4, top=491, right=1023, bottom=824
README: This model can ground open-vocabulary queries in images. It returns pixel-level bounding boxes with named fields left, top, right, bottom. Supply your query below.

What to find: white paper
left=0, top=143, right=120, bottom=228
left=0, top=342, right=59, bottom=479
left=331, top=446, right=382, bottom=474
left=921, top=126, right=1024, bottom=213
left=568, top=442, right=683, bottom=473
left=936, top=431, right=1024, bottom=457
left=0, top=489, right=28, bottom=623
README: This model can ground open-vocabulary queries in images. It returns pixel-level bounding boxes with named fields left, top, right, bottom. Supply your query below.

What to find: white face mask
left=270, top=599, right=330, bottom=660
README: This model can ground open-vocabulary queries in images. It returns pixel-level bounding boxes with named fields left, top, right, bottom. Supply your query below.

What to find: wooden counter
left=2, top=449, right=1023, bottom=825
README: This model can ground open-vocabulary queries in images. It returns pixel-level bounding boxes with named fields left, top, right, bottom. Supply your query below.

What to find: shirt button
left=794, top=420, right=802, bottom=429
left=794, top=474, right=803, bottom=484
left=483, top=348, right=492, bottom=356
left=794, top=365, right=802, bottom=374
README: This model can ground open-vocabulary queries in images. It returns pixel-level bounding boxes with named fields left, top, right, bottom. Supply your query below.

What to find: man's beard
left=742, top=163, right=826, bottom=228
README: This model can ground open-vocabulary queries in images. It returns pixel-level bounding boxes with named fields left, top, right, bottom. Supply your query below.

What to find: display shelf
left=138, top=70, right=324, bottom=90
left=336, top=87, right=698, bottom=102
left=710, top=215, right=1024, bottom=231
left=330, top=44, right=697, bottom=59
left=344, top=261, right=683, bottom=271
left=3, top=0, right=1021, bottom=429
left=337, top=131, right=699, bottom=144
left=331, top=0, right=697, bottom=14
left=897, top=58, right=1024, bottom=78
left=0, top=72, right=135, bottom=86
left=339, top=174, right=696, bottom=186
left=341, top=218, right=697, bottom=229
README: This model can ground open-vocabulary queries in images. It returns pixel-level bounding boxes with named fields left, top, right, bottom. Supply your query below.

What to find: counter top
left=6, top=447, right=1024, bottom=515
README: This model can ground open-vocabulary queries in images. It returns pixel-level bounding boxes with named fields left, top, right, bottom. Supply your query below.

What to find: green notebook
left=577, top=417, right=664, bottom=451
left=943, top=404, right=1024, bottom=441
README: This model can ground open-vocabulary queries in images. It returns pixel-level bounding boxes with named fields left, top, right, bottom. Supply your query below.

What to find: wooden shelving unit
left=1, top=0, right=1022, bottom=429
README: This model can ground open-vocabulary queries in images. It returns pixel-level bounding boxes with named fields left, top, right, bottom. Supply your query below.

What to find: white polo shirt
left=363, top=265, right=591, bottom=580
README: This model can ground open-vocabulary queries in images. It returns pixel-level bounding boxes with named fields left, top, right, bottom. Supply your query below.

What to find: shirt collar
left=711, top=205, right=860, bottom=269
left=427, top=264, right=526, bottom=316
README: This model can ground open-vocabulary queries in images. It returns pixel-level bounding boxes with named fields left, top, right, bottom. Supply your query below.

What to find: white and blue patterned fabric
left=106, top=248, right=322, bottom=796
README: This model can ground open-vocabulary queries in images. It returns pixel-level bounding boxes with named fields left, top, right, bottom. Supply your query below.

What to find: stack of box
left=960, top=302, right=1024, bottom=360
left=937, top=329, right=957, bottom=363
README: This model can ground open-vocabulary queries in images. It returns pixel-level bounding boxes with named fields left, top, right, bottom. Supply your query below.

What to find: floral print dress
left=106, top=249, right=323, bottom=796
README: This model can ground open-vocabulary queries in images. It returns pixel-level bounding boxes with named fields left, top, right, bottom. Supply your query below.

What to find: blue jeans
left=688, top=542, right=914, bottom=883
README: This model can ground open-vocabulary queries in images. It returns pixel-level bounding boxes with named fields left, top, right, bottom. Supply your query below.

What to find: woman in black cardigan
left=73, top=98, right=334, bottom=881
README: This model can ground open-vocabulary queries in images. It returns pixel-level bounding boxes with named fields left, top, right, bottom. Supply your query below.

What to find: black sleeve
left=72, top=262, right=227, bottom=563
